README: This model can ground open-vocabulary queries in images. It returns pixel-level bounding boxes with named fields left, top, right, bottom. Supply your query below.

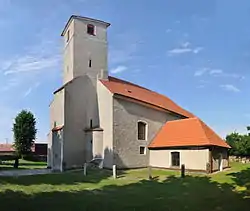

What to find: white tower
left=61, top=15, right=110, bottom=84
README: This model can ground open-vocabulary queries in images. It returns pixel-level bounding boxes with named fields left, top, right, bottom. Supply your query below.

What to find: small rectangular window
left=171, top=152, right=180, bottom=167
left=139, top=146, right=146, bottom=155
left=66, top=30, right=70, bottom=42
left=89, top=59, right=92, bottom=68
left=90, top=119, right=93, bottom=128
left=87, top=24, right=95, bottom=35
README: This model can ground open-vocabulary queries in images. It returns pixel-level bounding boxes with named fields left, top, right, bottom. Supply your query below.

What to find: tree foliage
left=13, top=110, right=37, bottom=158
left=226, top=127, right=250, bottom=156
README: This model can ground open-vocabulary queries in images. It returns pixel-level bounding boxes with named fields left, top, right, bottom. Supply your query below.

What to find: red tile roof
left=52, top=125, right=64, bottom=132
left=0, top=144, right=37, bottom=153
left=148, top=117, right=231, bottom=149
left=100, top=76, right=194, bottom=118
left=0, top=144, right=14, bottom=152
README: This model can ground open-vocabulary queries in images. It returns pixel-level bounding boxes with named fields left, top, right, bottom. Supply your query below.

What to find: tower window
left=66, top=30, right=70, bottom=42
left=90, top=119, right=93, bottom=128
left=89, top=59, right=92, bottom=68
left=87, top=24, right=95, bottom=35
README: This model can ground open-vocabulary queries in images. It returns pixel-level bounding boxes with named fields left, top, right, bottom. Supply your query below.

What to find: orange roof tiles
left=149, top=117, right=231, bottom=148
left=0, top=144, right=14, bottom=152
left=100, top=76, right=194, bottom=118
left=52, top=125, right=64, bottom=132
left=101, top=76, right=229, bottom=148
left=0, top=144, right=36, bottom=153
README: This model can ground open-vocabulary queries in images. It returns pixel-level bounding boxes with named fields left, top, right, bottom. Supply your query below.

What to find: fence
left=229, top=156, right=250, bottom=163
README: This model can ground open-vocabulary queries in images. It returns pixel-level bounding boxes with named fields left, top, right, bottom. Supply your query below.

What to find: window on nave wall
left=171, top=152, right=180, bottom=167
left=138, top=121, right=147, bottom=140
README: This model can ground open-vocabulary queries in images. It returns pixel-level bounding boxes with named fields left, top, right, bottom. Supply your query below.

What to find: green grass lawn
left=0, top=159, right=47, bottom=170
left=0, top=162, right=249, bottom=211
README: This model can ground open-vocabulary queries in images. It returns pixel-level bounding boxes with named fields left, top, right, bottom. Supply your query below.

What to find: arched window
left=171, top=152, right=180, bottom=167
left=138, top=121, right=147, bottom=140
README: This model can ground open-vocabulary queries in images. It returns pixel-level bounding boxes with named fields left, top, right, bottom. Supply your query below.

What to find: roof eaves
left=61, top=15, right=111, bottom=36
left=195, top=118, right=210, bottom=141
left=54, top=76, right=82, bottom=94
left=148, top=143, right=217, bottom=149
left=54, top=85, right=66, bottom=94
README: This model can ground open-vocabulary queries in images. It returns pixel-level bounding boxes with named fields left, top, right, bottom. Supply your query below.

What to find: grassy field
left=0, top=162, right=249, bottom=211
left=0, top=159, right=47, bottom=170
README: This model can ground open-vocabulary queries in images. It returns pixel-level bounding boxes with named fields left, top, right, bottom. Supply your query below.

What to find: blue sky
left=0, top=0, right=249, bottom=143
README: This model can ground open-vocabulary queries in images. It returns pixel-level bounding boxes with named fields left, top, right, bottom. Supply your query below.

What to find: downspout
left=209, top=147, right=213, bottom=173
left=60, top=129, right=64, bottom=172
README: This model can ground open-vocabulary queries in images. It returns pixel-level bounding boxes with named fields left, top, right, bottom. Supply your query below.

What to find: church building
left=47, top=15, right=230, bottom=173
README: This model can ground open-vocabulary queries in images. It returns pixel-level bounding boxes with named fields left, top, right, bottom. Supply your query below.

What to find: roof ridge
left=198, top=119, right=225, bottom=141
left=197, top=118, right=230, bottom=148
left=108, top=76, right=195, bottom=117
left=108, top=76, right=153, bottom=91
left=149, top=117, right=230, bottom=149
left=109, top=76, right=178, bottom=99
left=195, top=118, right=211, bottom=141
left=166, top=117, right=197, bottom=124
left=101, top=76, right=194, bottom=118
left=168, top=118, right=210, bottom=141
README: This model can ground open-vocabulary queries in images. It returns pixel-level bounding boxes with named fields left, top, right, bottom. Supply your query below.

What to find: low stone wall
left=229, top=156, right=250, bottom=163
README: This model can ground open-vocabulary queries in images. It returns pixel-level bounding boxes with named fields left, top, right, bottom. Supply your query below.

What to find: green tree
left=247, top=126, right=250, bottom=136
left=226, top=127, right=250, bottom=156
left=226, top=132, right=242, bottom=156
left=13, top=110, right=37, bottom=167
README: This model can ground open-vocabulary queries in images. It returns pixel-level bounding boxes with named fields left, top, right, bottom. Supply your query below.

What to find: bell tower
left=61, top=15, right=110, bottom=84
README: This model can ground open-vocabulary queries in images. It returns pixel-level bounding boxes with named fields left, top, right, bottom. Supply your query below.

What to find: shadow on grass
left=0, top=168, right=118, bottom=186
left=0, top=149, right=125, bottom=185
left=1, top=162, right=46, bottom=167
left=0, top=161, right=47, bottom=171
left=227, top=167, right=250, bottom=197
left=0, top=166, right=28, bottom=171
left=0, top=169, right=250, bottom=211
